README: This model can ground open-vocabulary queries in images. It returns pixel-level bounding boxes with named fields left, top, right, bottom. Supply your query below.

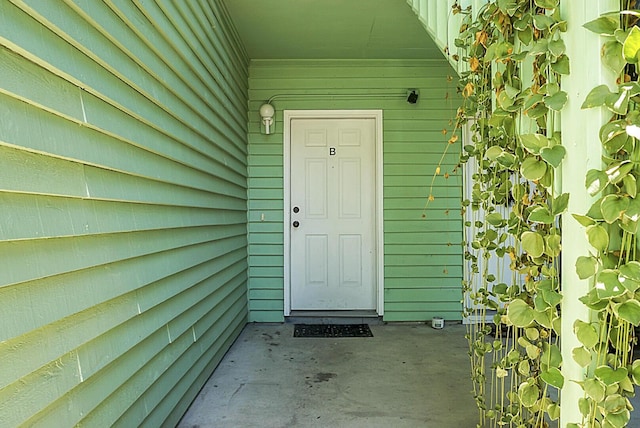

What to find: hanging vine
left=571, top=2, right=640, bottom=427
left=450, top=0, right=569, bottom=426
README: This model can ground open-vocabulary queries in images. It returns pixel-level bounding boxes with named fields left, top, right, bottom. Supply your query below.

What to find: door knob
left=293, top=206, right=300, bottom=213
left=292, top=221, right=300, bottom=228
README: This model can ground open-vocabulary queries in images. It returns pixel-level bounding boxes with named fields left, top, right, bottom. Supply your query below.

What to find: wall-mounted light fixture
left=406, top=89, right=419, bottom=104
left=259, top=103, right=275, bottom=135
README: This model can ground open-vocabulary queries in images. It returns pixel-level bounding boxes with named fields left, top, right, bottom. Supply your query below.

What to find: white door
left=289, top=118, right=376, bottom=310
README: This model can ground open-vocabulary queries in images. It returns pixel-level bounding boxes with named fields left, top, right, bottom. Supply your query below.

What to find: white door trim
left=283, top=110, right=384, bottom=316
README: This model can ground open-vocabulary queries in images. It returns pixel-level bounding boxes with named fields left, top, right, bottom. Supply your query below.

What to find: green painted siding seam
left=0, top=256, right=247, bottom=388
left=199, top=0, right=250, bottom=88
left=12, top=0, right=248, bottom=150
left=0, top=4, right=248, bottom=165
left=0, top=90, right=246, bottom=185
left=68, top=0, right=248, bottom=131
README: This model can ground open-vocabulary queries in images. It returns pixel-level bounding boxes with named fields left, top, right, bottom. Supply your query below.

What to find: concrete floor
left=177, top=322, right=478, bottom=428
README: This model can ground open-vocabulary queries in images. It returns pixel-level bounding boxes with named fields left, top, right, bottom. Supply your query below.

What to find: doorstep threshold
left=289, top=310, right=378, bottom=318
left=287, top=310, right=382, bottom=325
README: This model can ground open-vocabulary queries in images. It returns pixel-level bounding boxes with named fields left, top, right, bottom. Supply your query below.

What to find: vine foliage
left=452, top=0, right=568, bottom=426
left=571, top=4, right=640, bottom=427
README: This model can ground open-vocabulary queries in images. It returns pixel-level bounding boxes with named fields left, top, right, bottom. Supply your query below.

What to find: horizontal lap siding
left=0, top=1, right=248, bottom=426
left=247, top=59, right=463, bottom=322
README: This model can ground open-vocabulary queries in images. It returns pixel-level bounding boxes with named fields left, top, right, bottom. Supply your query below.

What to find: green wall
left=247, top=59, right=463, bottom=322
left=0, top=1, right=248, bottom=426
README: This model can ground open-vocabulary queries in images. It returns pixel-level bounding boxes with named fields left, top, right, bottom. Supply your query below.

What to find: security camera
left=407, top=89, right=419, bottom=104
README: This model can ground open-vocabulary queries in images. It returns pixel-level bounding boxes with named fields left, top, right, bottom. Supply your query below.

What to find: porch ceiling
left=222, top=0, right=442, bottom=60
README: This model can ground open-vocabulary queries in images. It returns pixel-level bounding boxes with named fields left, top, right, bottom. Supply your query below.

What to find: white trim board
left=283, top=110, right=384, bottom=316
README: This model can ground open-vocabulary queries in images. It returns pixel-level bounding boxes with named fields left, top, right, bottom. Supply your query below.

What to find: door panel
left=290, top=118, right=376, bottom=310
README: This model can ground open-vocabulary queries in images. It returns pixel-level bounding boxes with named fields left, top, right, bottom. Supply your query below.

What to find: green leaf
left=518, top=359, right=530, bottom=376
left=541, top=367, right=564, bottom=389
left=603, top=40, right=626, bottom=75
left=572, top=346, right=592, bottom=367
left=520, top=133, right=549, bottom=154
left=507, top=298, right=535, bottom=327
left=547, top=402, right=560, bottom=421
left=582, top=85, right=612, bottom=109
left=615, top=27, right=629, bottom=44
left=485, top=212, right=504, bottom=227
left=600, top=120, right=626, bottom=145
left=533, top=14, right=555, bottom=30
left=542, top=82, right=560, bottom=95
left=526, top=103, right=549, bottom=119
left=518, top=380, right=540, bottom=408
left=548, top=39, right=566, bottom=57
left=553, top=193, right=569, bottom=215
left=583, top=16, right=619, bottom=36
left=623, top=26, right=640, bottom=63
left=615, top=300, right=640, bottom=325
left=584, top=378, right=606, bottom=402
left=586, top=197, right=605, bottom=220
left=534, top=307, right=554, bottom=329
left=606, top=161, right=633, bottom=184
left=526, top=343, right=540, bottom=359
left=621, top=81, right=640, bottom=96
left=625, top=197, right=640, bottom=220
left=586, top=169, right=609, bottom=196
left=539, top=285, right=560, bottom=309
left=572, top=213, right=596, bottom=227
left=497, top=0, right=518, bottom=15
left=496, top=151, right=517, bottom=168
left=605, top=407, right=630, bottom=428
left=505, top=84, right=520, bottom=98
left=551, top=54, right=570, bottom=75
left=605, top=88, right=630, bottom=115
left=522, top=231, right=545, bottom=258
left=580, top=288, right=608, bottom=311
left=545, top=234, right=561, bottom=257
left=578, top=398, right=591, bottom=417
left=530, top=38, right=549, bottom=56
left=596, top=269, right=627, bottom=299
left=601, top=194, right=629, bottom=223
left=518, top=26, right=533, bottom=45
left=540, top=145, right=566, bottom=167
left=534, top=0, right=559, bottom=9
left=574, top=320, right=599, bottom=348
left=586, top=224, right=609, bottom=252
left=514, top=13, right=532, bottom=31
left=528, top=205, right=553, bottom=224
left=485, top=145, right=504, bottom=161
left=631, top=359, right=640, bottom=385
left=541, top=342, right=562, bottom=368
left=497, top=90, right=515, bottom=109
left=521, top=157, right=547, bottom=181
left=595, top=365, right=628, bottom=385
left=576, top=256, right=598, bottom=279
left=620, top=269, right=640, bottom=292
left=620, top=261, right=640, bottom=281
left=623, top=174, right=637, bottom=198
left=544, top=91, right=568, bottom=111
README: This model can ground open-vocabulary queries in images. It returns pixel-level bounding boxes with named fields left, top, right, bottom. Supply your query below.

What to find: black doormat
left=293, top=324, right=373, bottom=338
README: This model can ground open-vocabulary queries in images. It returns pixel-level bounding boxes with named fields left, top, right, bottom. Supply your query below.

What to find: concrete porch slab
left=178, top=322, right=478, bottom=427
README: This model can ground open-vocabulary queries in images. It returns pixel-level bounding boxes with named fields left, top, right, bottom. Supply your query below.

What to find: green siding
left=247, top=59, right=463, bottom=322
left=0, top=1, right=248, bottom=426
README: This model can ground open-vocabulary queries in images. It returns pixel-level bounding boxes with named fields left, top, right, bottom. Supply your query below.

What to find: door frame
left=283, top=110, right=384, bottom=316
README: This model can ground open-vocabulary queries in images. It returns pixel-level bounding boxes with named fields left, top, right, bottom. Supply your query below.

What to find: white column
left=559, top=1, right=617, bottom=426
